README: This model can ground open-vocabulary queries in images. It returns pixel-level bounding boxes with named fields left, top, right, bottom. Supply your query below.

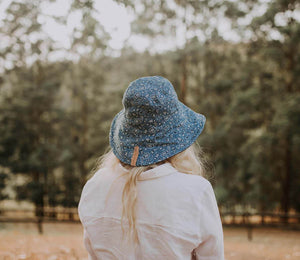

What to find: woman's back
left=79, top=162, right=223, bottom=260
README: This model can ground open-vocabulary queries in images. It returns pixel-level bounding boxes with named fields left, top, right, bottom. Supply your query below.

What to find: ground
left=0, top=223, right=299, bottom=259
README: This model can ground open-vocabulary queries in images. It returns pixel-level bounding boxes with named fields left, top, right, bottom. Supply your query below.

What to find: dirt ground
left=0, top=223, right=299, bottom=260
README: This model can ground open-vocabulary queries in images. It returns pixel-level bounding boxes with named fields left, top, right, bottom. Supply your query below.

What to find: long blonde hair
left=93, top=142, right=208, bottom=244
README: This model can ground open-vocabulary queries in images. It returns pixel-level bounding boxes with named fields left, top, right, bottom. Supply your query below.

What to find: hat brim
left=109, top=101, right=206, bottom=166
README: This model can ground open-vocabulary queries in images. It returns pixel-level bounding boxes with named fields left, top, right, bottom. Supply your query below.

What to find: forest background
left=0, top=0, right=299, bottom=219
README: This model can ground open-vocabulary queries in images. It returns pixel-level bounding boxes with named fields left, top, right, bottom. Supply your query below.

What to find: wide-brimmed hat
left=109, top=76, right=206, bottom=166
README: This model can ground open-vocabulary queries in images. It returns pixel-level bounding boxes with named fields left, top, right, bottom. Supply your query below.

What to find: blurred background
left=0, top=0, right=299, bottom=259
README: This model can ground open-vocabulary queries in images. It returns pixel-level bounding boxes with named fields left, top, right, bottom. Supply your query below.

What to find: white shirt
left=78, top=162, right=224, bottom=260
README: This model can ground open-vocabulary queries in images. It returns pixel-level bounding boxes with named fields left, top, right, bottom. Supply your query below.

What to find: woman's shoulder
left=143, top=163, right=213, bottom=200
left=80, top=167, right=116, bottom=197
left=78, top=166, right=122, bottom=217
left=141, top=162, right=212, bottom=190
left=171, top=167, right=212, bottom=189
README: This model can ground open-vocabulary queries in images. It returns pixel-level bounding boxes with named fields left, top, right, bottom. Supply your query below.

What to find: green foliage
left=0, top=0, right=299, bottom=214
left=0, top=171, right=9, bottom=201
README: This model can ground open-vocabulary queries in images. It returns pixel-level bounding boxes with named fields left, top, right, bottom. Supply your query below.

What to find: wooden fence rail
left=220, top=211, right=300, bottom=228
left=0, top=208, right=80, bottom=223
left=0, top=208, right=299, bottom=229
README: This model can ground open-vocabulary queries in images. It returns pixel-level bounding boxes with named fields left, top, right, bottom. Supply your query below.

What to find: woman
left=78, top=76, right=224, bottom=259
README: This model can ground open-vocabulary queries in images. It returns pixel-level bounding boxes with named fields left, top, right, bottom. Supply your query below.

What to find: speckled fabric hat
left=109, top=76, right=206, bottom=166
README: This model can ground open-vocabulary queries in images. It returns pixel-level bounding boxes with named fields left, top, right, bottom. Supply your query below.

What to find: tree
left=0, top=61, right=67, bottom=224
left=248, top=0, right=300, bottom=213
left=0, top=0, right=57, bottom=70
left=115, top=0, right=235, bottom=103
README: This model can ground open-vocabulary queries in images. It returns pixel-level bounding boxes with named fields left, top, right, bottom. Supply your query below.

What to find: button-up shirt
left=78, top=162, right=224, bottom=260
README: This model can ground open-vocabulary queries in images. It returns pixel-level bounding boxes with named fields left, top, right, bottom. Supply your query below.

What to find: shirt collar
left=117, top=162, right=177, bottom=181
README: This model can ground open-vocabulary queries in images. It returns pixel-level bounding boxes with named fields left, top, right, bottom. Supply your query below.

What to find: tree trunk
left=33, top=172, right=44, bottom=234
left=79, top=95, right=89, bottom=187
left=280, top=32, right=294, bottom=219
left=281, top=134, right=292, bottom=222
left=180, top=55, right=187, bottom=104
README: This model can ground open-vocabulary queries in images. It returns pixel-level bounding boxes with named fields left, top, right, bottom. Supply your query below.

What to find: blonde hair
left=93, top=143, right=208, bottom=244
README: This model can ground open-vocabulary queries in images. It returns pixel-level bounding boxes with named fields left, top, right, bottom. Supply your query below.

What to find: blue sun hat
left=109, top=76, right=206, bottom=166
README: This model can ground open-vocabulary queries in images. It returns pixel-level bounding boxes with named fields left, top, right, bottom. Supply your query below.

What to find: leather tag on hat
left=131, top=146, right=139, bottom=166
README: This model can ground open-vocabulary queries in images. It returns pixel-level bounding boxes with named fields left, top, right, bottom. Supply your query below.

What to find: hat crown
left=123, top=76, right=178, bottom=119
left=109, top=76, right=206, bottom=166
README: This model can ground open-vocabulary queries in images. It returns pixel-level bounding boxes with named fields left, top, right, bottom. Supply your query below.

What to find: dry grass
left=223, top=227, right=300, bottom=260
left=0, top=223, right=86, bottom=260
left=0, top=223, right=299, bottom=259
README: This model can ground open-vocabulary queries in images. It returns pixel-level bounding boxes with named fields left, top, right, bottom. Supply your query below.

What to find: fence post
left=231, top=211, right=236, bottom=225
left=261, top=212, right=265, bottom=225
left=37, top=217, right=43, bottom=234
left=36, top=206, right=44, bottom=234
left=245, top=212, right=252, bottom=241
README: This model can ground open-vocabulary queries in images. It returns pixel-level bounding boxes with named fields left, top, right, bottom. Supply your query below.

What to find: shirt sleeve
left=83, top=228, right=98, bottom=260
left=194, top=182, right=224, bottom=260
